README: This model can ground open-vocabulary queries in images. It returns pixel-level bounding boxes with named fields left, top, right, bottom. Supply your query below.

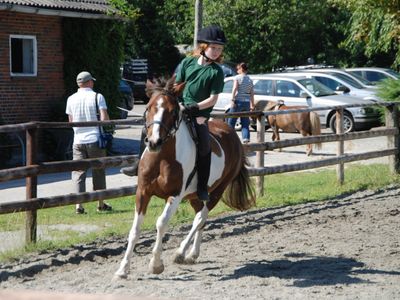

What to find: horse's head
left=144, top=77, right=186, bottom=152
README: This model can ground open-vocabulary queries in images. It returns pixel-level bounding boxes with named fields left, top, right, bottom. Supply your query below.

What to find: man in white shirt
left=65, top=71, right=112, bottom=214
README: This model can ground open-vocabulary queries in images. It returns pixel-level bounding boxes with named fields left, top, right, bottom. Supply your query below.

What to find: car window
left=314, top=76, right=342, bottom=90
left=349, top=70, right=362, bottom=77
left=386, top=69, right=400, bottom=78
left=298, top=78, right=336, bottom=97
left=365, top=71, right=387, bottom=82
left=329, top=73, right=363, bottom=88
left=253, top=79, right=273, bottom=95
left=276, top=80, right=301, bottom=97
left=222, top=80, right=234, bottom=93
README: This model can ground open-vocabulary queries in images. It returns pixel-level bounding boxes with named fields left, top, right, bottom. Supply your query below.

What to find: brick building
left=0, top=0, right=114, bottom=124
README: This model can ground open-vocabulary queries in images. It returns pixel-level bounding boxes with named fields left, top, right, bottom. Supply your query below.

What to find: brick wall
left=0, top=11, right=65, bottom=124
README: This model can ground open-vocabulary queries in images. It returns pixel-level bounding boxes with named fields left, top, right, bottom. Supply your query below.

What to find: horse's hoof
left=112, top=273, right=128, bottom=280
left=149, top=264, right=164, bottom=274
left=173, top=253, right=185, bottom=264
left=184, top=256, right=197, bottom=265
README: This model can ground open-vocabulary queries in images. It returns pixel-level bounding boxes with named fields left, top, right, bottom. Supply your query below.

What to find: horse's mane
left=146, top=76, right=176, bottom=98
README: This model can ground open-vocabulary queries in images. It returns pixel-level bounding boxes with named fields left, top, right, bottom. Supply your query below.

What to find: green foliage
left=62, top=19, right=125, bottom=119
left=162, top=0, right=352, bottom=72
left=123, top=0, right=182, bottom=77
left=330, top=0, right=400, bottom=69
left=376, top=78, right=400, bottom=103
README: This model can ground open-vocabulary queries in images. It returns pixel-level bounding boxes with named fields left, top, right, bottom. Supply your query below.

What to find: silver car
left=213, top=74, right=381, bottom=133
left=346, top=67, right=400, bottom=83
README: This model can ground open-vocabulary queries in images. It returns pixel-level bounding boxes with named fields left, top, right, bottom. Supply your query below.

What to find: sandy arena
left=1, top=185, right=400, bottom=299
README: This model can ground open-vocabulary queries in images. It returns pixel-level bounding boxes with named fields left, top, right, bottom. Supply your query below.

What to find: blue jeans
left=228, top=100, right=250, bottom=141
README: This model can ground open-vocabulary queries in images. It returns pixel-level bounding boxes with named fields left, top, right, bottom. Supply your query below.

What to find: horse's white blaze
left=114, top=211, right=144, bottom=277
left=148, top=97, right=165, bottom=144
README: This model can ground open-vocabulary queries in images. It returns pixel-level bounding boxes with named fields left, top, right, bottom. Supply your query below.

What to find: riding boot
left=120, top=127, right=146, bottom=177
left=197, top=151, right=211, bottom=202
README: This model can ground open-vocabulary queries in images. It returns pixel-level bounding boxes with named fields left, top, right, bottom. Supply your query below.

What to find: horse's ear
left=173, top=82, right=186, bottom=97
left=145, top=79, right=155, bottom=98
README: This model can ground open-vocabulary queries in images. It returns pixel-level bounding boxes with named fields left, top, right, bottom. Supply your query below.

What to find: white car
left=213, top=74, right=381, bottom=133
left=300, top=68, right=376, bottom=89
left=281, top=71, right=382, bottom=102
left=346, top=67, right=400, bottom=83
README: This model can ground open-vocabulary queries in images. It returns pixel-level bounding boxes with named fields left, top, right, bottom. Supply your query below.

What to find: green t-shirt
left=176, top=56, right=224, bottom=118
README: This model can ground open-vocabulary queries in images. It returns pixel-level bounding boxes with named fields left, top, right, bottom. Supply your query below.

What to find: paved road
left=0, top=104, right=389, bottom=203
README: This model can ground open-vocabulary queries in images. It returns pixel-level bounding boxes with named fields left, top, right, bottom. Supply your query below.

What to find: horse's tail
left=310, top=112, right=322, bottom=149
left=222, top=153, right=256, bottom=211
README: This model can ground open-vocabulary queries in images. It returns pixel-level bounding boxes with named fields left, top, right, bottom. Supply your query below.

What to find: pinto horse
left=263, top=100, right=322, bottom=156
left=114, top=77, right=256, bottom=278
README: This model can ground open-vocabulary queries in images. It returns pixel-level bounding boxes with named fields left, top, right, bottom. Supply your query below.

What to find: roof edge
left=0, top=3, right=119, bottom=20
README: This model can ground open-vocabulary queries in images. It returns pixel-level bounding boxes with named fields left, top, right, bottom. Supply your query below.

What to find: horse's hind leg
left=174, top=203, right=209, bottom=264
left=149, top=196, right=182, bottom=274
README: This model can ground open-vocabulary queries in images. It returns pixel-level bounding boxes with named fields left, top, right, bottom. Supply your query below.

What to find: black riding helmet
left=197, top=25, right=226, bottom=45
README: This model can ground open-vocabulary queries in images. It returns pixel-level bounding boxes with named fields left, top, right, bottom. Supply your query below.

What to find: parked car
left=282, top=71, right=381, bottom=102
left=298, top=68, right=376, bottom=89
left=346, top=67, right=400, bottom=83
left=122, top=59, right=149, bottom=103
left=118, top=79, right=134, bottom=119
left=213, top=74, right=381, bottom=133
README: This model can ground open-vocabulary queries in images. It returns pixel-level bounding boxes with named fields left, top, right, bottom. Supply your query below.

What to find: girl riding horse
left=114, top=77, right=256, bottom=278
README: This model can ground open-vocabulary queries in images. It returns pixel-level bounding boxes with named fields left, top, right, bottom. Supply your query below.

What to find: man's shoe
left=76, top=207, right=86, bottom=214
left=97, top=203, right=112, bottom=212
left=120, top=161, right=139, bottom=177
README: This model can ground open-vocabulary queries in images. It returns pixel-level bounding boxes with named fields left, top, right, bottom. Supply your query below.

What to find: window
left=276, top=80, right=301, bottom=97
left=222, top=79, right=234, bottom=93
left=9, top=35, right=37, bottom=76
left=253, top=79, right=272, bottom=95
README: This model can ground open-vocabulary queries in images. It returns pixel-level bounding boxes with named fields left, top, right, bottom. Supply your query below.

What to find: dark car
left=118, top=79, right=134, bottom=119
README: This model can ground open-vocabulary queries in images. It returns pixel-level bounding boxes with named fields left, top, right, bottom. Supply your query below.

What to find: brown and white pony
left=264, top=100, right=322, bottom=156
left=114, top=77, right=256, bottom=278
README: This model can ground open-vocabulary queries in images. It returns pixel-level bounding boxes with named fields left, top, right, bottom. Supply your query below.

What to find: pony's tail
left=222, top=154, right=256, bottom=211
left=310, top=112, right=322, bottom=150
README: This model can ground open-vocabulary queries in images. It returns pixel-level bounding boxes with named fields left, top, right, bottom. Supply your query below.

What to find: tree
left=202, top=0, right=350, bottom=72
left=124, top=0, right=182, bottom=76
left=330, top=0, right=400, bottom=69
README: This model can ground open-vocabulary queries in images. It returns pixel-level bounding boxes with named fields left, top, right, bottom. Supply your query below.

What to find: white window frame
left=9, top=34, right=37, bottom=77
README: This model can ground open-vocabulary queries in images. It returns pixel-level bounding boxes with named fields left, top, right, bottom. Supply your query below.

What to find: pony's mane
left=146, top=76, right=176, bottom=98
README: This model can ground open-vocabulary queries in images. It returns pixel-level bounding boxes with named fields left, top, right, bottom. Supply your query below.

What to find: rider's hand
left=183, top=103, right=199, bottom=114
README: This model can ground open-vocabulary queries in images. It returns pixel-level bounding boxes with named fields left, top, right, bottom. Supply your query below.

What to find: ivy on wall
left=62, top=18, right=125, bottom=119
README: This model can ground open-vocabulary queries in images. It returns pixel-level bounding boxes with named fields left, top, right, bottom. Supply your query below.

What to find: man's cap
left=76, top=71, right=96, bottom=83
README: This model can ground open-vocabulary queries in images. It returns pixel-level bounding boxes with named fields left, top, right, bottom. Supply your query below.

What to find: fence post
left=256, top=113, right=265, bottom=196
left=385, top=103, right=400, bottom=174
left=25, top=127, right=38, bottom=244
left=336, top=108, right=344, bottom=184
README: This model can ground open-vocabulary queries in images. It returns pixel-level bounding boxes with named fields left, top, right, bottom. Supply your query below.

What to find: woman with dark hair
left=228, top=62, right=255, bottom=143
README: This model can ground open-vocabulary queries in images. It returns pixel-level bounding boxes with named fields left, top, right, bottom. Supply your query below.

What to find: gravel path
left=1, top=186, right=400, bottom=299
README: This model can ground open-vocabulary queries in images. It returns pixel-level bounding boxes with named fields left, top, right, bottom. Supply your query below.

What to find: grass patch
left=0, top=163, right=399, bottom=262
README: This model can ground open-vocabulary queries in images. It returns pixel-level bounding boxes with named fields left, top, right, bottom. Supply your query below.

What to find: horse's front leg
left=174, top=205, right=209, bottom=264
left=114, top=210, right=145, bottom=279
left=149, top=195, right=182, bottom=274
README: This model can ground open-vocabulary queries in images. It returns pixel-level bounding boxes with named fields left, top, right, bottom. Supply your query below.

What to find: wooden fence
left=0, top=102, right=399, bottom=246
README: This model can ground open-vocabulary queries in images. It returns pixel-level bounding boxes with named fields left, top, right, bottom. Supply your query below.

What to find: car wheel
left=329, top=112, right=355, bottom=133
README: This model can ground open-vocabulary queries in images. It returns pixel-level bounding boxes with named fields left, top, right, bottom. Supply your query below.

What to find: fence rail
left=0, top=102, right=399, bottom=246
